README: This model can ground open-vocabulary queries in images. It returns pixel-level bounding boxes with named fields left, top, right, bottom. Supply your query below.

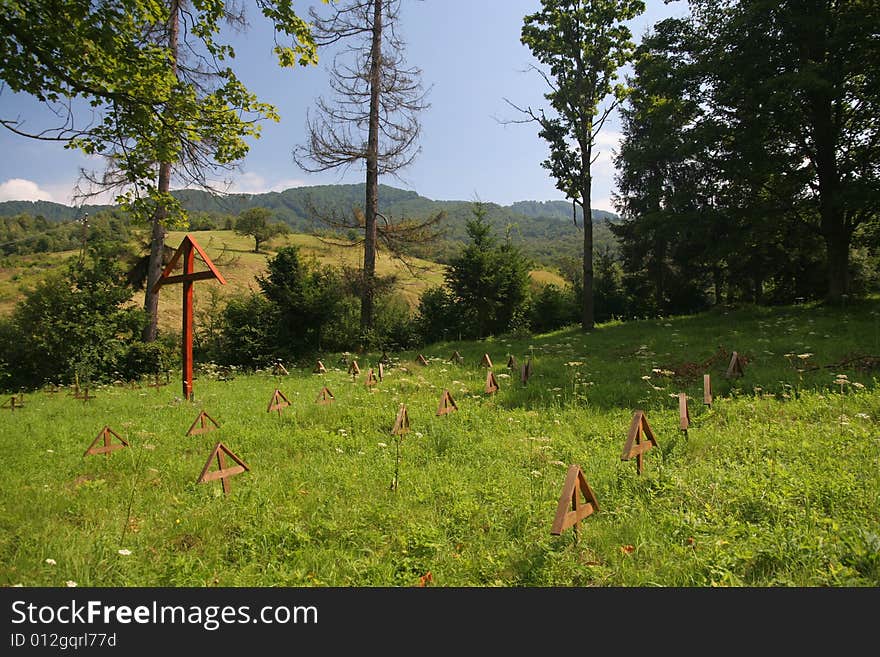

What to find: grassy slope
left=1, top=300, right=878, bottom=587
left=0, top=230, right=567, bottom=328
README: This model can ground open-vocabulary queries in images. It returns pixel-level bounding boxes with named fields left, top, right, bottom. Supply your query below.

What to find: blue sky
left=0, top=1, right=686, bottom=211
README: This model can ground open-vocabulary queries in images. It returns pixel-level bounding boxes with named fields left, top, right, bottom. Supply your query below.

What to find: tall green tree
left=443, top=202, right=532, bottom=339
left=687, top=0, right=880, bottom=304
left=0, top=1, right=320, bottom=341
left=257, top=246, right=346, bottom=354
left=235, top=207, right=289, bottom=253
left=515, top=0, right=645, bottom=330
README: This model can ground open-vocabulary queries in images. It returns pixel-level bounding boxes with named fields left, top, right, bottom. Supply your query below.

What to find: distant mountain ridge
left=0, top=184, right=621, bottom=264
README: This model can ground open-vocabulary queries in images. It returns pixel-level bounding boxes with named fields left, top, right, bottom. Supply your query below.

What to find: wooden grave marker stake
left=436, top=389, right=458, bottom=416
left=378, top=361, right=385, bottom=381
left=449, top=350, right=464, bottom=364
left=391, top=403, right=410, bottom=435
left=380, top=351, right=391, bottom=364
left=620, top=410, right=659, bottom=475
left=485, top=370, right=499, bottom=394
left=84, top=426, right=129, bottom=458
left=313, top=360, right=327, bottom=374
left=348, top=360, right=360, bottom=377
left=79, top=387, right=95, bottom=403
left=267, top=388, right=291, bottom=417
left=186, top=410, right=220, bottom=437
left=678, top=393, right=691, bottom=437
left=315, top=386, right=335, bottom=405
left=703, top=373, right=712, bottom=407
left=197, top=441, right=249, bottom=495
left=68, top=374, right=81, bottom=398
left=151, top=234, right=227, bottom=401
left=725, top=351, right=745, bottom=378
left=550, top=465, right=600, bottom=536
left=480, top=353, right=493, bottom=368
left=521, top=357, right=533, bottom=385
left=417, top=354, right=429, bottom=366
left=365, top=368, right=378, bottom=388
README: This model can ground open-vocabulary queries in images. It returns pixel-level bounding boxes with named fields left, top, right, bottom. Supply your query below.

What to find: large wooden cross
left=151, top=234, right=226, bottom=401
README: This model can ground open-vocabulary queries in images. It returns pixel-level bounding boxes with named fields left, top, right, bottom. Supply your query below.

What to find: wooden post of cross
left=151, top=235, right=226, bottom=401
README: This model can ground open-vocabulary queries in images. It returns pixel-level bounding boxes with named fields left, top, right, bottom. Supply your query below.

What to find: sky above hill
left=0, top=1, right=685, bottom=211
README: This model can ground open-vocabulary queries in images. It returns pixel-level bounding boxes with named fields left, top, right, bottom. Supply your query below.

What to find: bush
left=0, top=250, right=145, bottom=390
left=529, top=284, right=578, bottom=333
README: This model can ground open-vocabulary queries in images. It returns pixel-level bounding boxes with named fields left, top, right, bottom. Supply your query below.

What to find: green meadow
left=1, top=301, right=879, bottom=587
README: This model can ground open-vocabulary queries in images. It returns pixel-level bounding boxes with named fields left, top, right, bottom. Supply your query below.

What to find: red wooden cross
left=151, top=235, right=226, bottom=401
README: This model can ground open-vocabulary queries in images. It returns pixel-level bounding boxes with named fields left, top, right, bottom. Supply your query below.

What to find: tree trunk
left=141, top=165, right=169, bottom=342
left=361, top=0, right=382, bottom=334
left=581, top=158, right=594, bottom=331
left=141, top=1, right=179, bottom=343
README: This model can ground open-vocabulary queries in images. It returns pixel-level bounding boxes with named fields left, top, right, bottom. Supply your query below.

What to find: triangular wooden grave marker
left=348, top=360, right=360, bottom=376
left=365, top=368, right=378, bottom=387
left=267, top=388, right=291, bottom=416
left=436, top=389, right=458, bottom=416
left=313, top=360, right=326, bottom=374
left=449, top=350, right=464, bottom=364
left=485, top=370, right=499, bottom=394
left=315, top=386, right=335, bottom=405
left=480, top=353, right=493, bottom=368
left=417, top=354, right=429, bottom=366
left=84, top=426, right=129, bottom=458
left=1, top=395, right=24, bottom=412
left=621, top=410, right=658, bottom=475
left=391, top=403, right=410, bottom=435
left=44, top=383, right=60, bottom=394
left=186, top=410, right=220, bottom=437
left=507, top=354, right=517, bottom=369
left=196, top=441, right=249, bottom=495
left=272, top=362, right=289, bottom=376
left=550, top=465, right=600, bottom=536
left=678, top=393, right=691, bottom=432
left=703, top=373, right=712, bottom=407
left=725, top=351, right=745, bottom=378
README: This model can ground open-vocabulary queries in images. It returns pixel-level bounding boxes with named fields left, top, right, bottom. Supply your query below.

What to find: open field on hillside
left=0, top=230, right=567, bottom=331
left=1, top=301, right=878, bottom=586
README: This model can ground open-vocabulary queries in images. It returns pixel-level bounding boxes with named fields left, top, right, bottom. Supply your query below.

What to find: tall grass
left=1, top=301, right=878, bottom=586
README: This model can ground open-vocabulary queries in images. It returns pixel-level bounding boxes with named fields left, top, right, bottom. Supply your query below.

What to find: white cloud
left=591, top=196, right=619, bottom=214
left=226, top=172, right=309, bottom=195
left=0, top=178, right=56, bottom=202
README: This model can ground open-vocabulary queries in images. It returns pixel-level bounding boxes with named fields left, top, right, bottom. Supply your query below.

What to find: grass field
left=1, top=300, right=878, bottom=587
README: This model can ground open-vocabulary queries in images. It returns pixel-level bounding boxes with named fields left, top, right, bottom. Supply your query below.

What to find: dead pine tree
left=293, top=0, right=441, bottom=337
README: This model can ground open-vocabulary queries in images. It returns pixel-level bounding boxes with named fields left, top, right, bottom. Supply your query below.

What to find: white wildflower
left=45, top=558, right=56, bottom=566
left=118, top=549, right=132, bottom=556
left=65, top=581, right=77, bottom=587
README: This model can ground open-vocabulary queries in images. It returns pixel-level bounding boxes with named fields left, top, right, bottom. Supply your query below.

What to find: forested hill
left=0, top=184, right=621, bottom=264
